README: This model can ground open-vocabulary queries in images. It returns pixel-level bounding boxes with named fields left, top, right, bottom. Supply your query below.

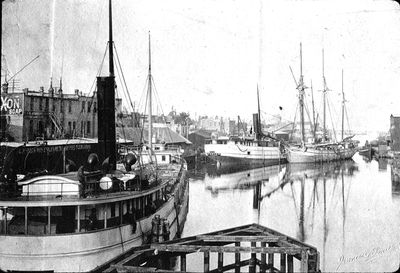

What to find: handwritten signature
left=336, top=242, right=400, bottom=271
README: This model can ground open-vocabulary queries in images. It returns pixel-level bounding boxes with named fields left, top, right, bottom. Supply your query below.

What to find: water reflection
left=185, top=155, right=400, bottom=272
left=378, top=158, right=388, bottom=171
left=261, top=161, right=359, bottom=271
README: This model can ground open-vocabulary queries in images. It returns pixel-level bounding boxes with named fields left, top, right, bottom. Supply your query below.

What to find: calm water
left=182, top=154, right=400, bottom=272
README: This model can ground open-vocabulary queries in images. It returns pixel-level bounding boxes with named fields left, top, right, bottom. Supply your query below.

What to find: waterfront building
left=0, top=83, right=122, bottom=142
left=188, top=130, right=212, bottom=152
left=390, top=114, right=400, bottom=152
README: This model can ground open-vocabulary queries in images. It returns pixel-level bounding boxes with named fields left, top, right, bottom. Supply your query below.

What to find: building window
left=29, top=120, right=34, bottom=138
left=39, top=98, right=43, bottom=111
left=68, top=122, right=72, bottom=134
left=93, top=102, right=97, bottom=113
left=38, top=121, right=43, bottom=136
left=87, top=121, right=91, bottom=134
left=72, top=121, right=76, bottom=135
left=81, top=101, right=85, bottom=112
left=52, top=99, right=56, bottom=112
left=162, top=155, right=166, bottom=161
left=60, top=101, right=63, bottom=113
left=87, top=102, right=91, bottom=113
left=69, top=101, right=72, bottom=113
left=45, top=98, right=49, bottom=111
left=30, top=97, right=34, bottom=111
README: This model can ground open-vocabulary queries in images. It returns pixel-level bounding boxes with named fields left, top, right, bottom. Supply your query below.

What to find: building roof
left=0, top=138, right=97, bottom=148
left=189, top=129, right=213, bottom=139
left=116, top=127, right=192, bottom=145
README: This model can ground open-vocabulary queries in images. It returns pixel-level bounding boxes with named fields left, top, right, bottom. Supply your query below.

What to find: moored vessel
left=286, top=44, right=357, bottom=163
left=204, top=87, right=285, bottom=167
left=0, top=1, right=189, bottom=272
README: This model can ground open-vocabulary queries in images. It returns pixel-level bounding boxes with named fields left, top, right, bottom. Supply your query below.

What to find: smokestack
left=253, top=113, right=260, bottom=140
left=48, top=77, right=54, bottom=95
left=97, top=76, right=116, bottom=170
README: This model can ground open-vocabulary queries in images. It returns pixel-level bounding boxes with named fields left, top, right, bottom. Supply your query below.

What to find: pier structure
left=100, top=223, right=320, bottom=273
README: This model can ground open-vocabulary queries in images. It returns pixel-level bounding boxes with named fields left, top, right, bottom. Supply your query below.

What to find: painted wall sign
left=0, top=96, right=23, bottom=115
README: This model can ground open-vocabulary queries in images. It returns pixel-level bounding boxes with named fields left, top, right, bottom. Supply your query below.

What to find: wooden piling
left=261, top=242, right=267, bottom=273
left=287, top=255, right=294, bottom=273
left=235, top=242, right=240, bottom=273
left=301, top=250, right=308, bottom=272
left=180, top=254, right=186, bottom=272
left=204, top=251, right=210, bottom=272
left=249, top=241, right=256, bottom=273
left=281, top=253, right=286, bottom=272
left=218, top=251, right=223, bottom=272
left=268, top=243, right=274, bottom=273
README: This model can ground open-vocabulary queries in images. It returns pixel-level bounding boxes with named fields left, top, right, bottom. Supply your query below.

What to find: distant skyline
left=2, top=0, right=400, bottom=133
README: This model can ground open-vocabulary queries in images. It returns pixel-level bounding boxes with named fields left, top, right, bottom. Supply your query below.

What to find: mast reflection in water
left=183, top=154, right=400, bottom=272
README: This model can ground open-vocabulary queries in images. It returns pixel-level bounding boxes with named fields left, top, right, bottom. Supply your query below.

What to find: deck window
left=0, top=207, right=5, bottom=234
left=27, top=207, right=51, bottom=235
left=0, top=207, right=25, bottom=235
left=80, top=205, right=103, bottom=231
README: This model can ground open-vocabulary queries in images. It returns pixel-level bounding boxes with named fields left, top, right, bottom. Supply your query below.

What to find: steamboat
left=0, top=1, right=189, bottom=272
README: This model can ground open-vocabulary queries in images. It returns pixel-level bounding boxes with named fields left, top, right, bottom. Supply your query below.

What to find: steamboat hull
left=204, top=143, right=284, bottom=168
left=0, top=169, right=189, bottom=272
left=208, top=154, right=282, bottom=169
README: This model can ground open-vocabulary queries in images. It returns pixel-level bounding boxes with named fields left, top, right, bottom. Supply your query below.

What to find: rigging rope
left=345, top=106, right=351, bottom=135
left=290, top=104, right=299, bottom=142
left=151, top=77, right=175, bottom=144
left=114, top=44, right=135, bottom=113
left=326, top=97, right=337, bottom=142
left=49, top=43, right=108, bottom=173
left=303, top=99, right=314, bottom=135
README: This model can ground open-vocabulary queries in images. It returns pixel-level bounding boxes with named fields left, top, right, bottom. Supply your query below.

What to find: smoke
left=49, top=0, right=56, bottom=79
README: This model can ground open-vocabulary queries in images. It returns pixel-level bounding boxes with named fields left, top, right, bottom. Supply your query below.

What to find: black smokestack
left=97, top=76, right=116, bottom=170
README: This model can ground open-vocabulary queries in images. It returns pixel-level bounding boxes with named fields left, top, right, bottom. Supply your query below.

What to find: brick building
left=0, top=83, right=122, bottom=141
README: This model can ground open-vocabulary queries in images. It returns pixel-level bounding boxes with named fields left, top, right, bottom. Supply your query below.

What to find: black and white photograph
left=1, top=0, right=400, bottom=272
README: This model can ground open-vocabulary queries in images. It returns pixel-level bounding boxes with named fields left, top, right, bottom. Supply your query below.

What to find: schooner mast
left=341, top=69, right=345, bottom=141
left=311, top=80, right=316, bottom=142
left=148, top=32, right=153, bottom=155
left=298, top=43, right=306, bottom=145
left=322, top=49, right=328, bottom=142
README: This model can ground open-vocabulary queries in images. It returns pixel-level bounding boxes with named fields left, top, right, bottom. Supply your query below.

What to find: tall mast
left=148, top=32, right=153, bottom=154
left=322, top=49, right=327, bottom=142
left=257, top=84, right=261, bottom=131
left=299, top=43, right=305, bottom=144
left=311, top=80, right=316, bottom=141
left=341, top=69, right=345, bottom=141
left=108, top=0, right=114, bottom=77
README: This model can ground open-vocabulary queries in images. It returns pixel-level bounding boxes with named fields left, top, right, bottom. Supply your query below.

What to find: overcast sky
left=2, top=0, right=400, bottom=133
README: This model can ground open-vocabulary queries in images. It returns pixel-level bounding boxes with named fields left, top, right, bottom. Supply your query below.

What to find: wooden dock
left=99, top=223, right=320, bottom=273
